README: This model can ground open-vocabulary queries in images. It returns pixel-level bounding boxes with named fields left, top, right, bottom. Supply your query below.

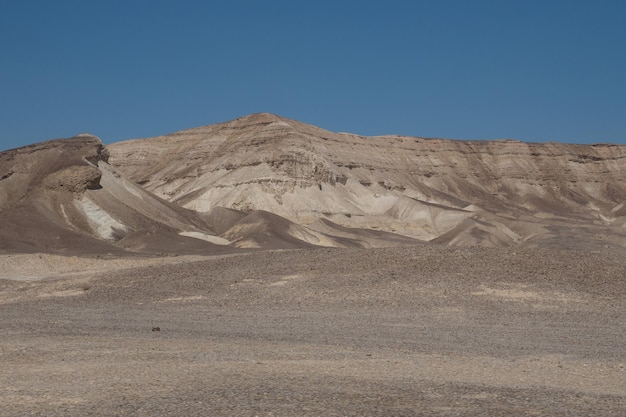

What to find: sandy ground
left=1, top=246, right=625, bottom=416
left=0, top=253, right=220, bottom=282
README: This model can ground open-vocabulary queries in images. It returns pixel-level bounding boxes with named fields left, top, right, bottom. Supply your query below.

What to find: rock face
left=108, top=113, right=626, bottom=249
left=41, top=165, right=102, bottom=192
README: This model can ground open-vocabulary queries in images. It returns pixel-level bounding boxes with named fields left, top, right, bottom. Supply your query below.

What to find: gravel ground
left=1, top=246, right=625, bottom=416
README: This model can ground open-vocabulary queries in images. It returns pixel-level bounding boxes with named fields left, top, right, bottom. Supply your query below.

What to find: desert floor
left=1, top=246, right=625, bottom=416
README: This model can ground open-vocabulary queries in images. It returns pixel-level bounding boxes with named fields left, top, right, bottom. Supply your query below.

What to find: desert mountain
left=108, top=113, right=626, bottom=249
left=0, top=132, right=419, bottom=254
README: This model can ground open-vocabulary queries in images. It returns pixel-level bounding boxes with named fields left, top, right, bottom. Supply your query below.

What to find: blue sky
left=1, top=0, right=625, bottom=150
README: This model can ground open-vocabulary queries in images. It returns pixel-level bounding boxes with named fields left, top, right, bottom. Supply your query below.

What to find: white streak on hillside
left=179, top=231, right=231, bottom=245
left=75, top=196, right=128, bottom=240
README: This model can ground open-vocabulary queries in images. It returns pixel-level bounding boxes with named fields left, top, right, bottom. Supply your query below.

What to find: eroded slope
left=109, top=113, right=626, bottom=248
left=0, top=136, right=231, bottom=254
left=1, top=134, right=418, bottom=254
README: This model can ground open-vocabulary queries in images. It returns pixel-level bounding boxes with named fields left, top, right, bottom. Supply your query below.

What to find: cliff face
left=108, top=113, right=626, bottom=248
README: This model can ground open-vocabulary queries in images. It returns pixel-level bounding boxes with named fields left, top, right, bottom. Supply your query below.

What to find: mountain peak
left=228, top=112, right=295, bottom=128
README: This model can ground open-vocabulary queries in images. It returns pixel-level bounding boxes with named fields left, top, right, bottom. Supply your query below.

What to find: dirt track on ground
left=1, top=246, right=625, bottom=416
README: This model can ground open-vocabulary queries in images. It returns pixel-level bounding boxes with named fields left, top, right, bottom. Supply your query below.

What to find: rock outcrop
left=0, top=135, right=107, bottom=209
left=41, top=165, right=102, bottom=192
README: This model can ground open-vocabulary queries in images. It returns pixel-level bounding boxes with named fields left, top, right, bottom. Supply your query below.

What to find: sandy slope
left=0, top=135, right=227, bottom=254
left=0, top=253, right=217, bottom=282
left=1, top=246, right=624, bottom=416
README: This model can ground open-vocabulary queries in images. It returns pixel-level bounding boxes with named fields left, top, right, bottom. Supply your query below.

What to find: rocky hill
left=108, top=113, right=626, bottom=249
left=0, top=129, right=422, bottom=254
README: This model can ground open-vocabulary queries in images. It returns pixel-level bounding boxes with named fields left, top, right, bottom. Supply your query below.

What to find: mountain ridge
left=0, top=126, right=424, bottom=254
left=2, top=114, right=625, bottom=253
left=107, top=113, right=626, bottom=248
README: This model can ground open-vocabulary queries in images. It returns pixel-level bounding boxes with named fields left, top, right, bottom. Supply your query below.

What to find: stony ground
left=1, top=246, right=625, bottom=416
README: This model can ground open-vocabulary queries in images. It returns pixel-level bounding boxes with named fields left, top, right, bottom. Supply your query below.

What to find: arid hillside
left=108, top=113, right=626, bottom=249
left=0, top=135, right=237, bottom=254
left=0, top=129, right=421, bottom=254
left=2, top=116, right=626, bottom=416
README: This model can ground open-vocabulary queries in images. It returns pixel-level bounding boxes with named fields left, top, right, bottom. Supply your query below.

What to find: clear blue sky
left=1, top=0, right=625, bottom=150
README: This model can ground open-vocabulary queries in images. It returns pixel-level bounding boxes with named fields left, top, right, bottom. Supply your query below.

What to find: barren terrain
left=109, top=113, right=626, bottom=248
left=1, top=246, right=625, bottom=416
left=2, top=114, right=626, bottom=253
left=1, top=114, right=625, bottom=415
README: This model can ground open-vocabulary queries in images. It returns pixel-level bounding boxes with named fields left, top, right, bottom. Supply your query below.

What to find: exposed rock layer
left=109, top=113, right=626, bottom=248
left=1, top=129, right=421, bottom=254
left=2, top=114, right=625, bottom=253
